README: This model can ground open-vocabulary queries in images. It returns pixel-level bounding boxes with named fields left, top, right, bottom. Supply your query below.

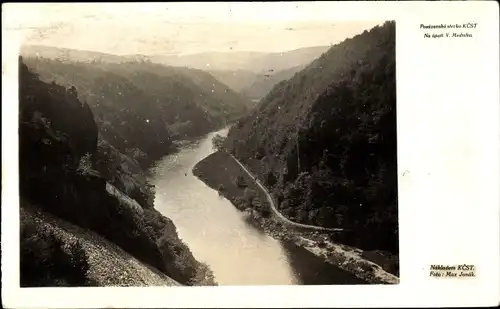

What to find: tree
left=243, top=188, right=256, bottom=205
left=260, top=208, right=271, bottom=218
left=212, top=134, right=226, bottom=151
left=265, top=170, right=277, bottom=187
left=77, top=153, right=93, bottom=175
left=251, top=196, right=262, bottom=209
left=255, top=146, right=265, bottom=159
left=233, top=175, right=247, bottom=188
left=217, top=184, right=225, bottom=196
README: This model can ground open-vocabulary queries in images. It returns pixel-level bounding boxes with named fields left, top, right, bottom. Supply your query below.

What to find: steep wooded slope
left=153, top=46, right=329, bottom=73
left=19, top=59, right=215, bottom=286
left=240, top=65, right=305, bottom=101
left=224, top=22, right=397, bottom=253
left=207, top=70, right=259, bottom=93
left=22, top=56, right=252, bottom=165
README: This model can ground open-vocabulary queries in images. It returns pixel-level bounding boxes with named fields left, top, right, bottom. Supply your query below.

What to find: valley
left=18, top=18, right=399, bottom=287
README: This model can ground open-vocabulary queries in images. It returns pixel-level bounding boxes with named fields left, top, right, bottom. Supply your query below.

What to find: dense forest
left=224, top=21, right=398, bottom=253
left=22, top=55, right=252, bottom=166
left=208, top=66, right=306, bottom=102
left=19, top=58, right=215, bottom=286
left=239, top=65, right=306, bottom=101
left=18, top=21, right=399, bottom=286
left=207, top=70, right=260, bottom=93
left=204, top=47, right=330, bottom=101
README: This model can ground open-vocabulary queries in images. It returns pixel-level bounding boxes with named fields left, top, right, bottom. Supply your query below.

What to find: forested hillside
left=240, top=65, right=305, bottom=101
left=245, top=46, right=329, bottom=74
left=19, top=58, right=215, bottom=286
left=153, top=46, right=329, bottom=73
left=207, top=70, right=259, bottom=93
left=224, top=21, right=397, bottom=253
left=22, top=55, right=252, bottom=166
left=205, top=47, right=330, bottom=101
left=21, top=45, right=125, bottom=63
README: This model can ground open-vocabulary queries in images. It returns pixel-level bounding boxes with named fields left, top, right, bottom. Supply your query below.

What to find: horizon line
left=21, top=43, right=333, bottom=58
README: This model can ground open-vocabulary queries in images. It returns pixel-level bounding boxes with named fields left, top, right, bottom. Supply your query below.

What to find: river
left=149, top=128, right=366, bottom=285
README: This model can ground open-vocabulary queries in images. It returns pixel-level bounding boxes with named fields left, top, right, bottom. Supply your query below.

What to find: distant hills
left=209, top=65, right=307, bottom=102
left=21, top=45, right=127, bottom=63
left=22, top=47, right=253, bottom=165
left=239, top=65, right=306, bottom=101
left=151, top=46, right=329, bottom=73
left=22, top=44, right=329, bottom=73
left=207, top=70, right=260, bottom=93
left=150, top=51, right=267, bottom=73
left=22, top=44, right=330, bottom=102
left=203, top=46, right=330, bottom=101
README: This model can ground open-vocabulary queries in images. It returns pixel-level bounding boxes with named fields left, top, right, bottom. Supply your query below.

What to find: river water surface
left=150, top=128, right=299, bottom=285
left=150, top=128, right=365, bottom=285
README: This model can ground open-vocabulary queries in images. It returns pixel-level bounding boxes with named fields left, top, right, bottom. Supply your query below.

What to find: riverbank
left=193, top=151, right=399, bottom=284
left=93, top=138, right=218, bottom=286
left=151, top=129, right=301, bottom=285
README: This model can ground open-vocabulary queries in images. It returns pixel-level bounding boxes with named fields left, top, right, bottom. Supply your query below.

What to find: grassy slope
left=21, top=204, right=181, bottom=286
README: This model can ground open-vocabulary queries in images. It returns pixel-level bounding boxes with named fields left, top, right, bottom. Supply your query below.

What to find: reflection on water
left=150, top=128, right=365, bottom=285
left=150, top=129, right=298, bottom=285
left=280, top=240, right=368, bottom=285
left=241, top=213, right=268, bottom=238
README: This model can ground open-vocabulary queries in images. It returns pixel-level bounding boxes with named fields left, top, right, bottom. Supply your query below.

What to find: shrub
left=318, top=240, right=327, bottom=248
left=260, top=208, right=271, bottom=218
left=217, top=184, right=225, bottom=195
left=212, top=134, right=226, bottom=151
left=189, top=262, right=217, bottom=286
left=265, top=171, right=277, bottom=187
left=20, top=219, right=90, bottom=287
left=76, top=153, right=93, bottom=175
left=157, top=228, right=197, bottom=284
left=233, top=175, right=247, bottom=188
left=361, top=263, right=375, bottom=272
left=232, top=196, right=248, bottom=210
left=243, top=188, right=256, bottom=204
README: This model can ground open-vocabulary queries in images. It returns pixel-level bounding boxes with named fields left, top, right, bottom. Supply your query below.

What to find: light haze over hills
left=21, top=44, right=329, bottom=72
left=21, top=44, right=331, bottom=99
left=151, top=46, right=330, bottom=73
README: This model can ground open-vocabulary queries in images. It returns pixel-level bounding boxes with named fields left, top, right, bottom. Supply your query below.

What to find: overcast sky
left=4, top=3, right=385, bottom=55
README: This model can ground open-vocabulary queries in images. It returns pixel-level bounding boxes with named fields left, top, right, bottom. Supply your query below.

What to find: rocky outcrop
left=93, top=136, right=156, bottom=209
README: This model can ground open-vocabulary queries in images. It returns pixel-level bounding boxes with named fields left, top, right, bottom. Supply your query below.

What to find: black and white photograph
left=3, top=2, right=499, bottom=308
left=16, top=3, right=398, bottom=287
